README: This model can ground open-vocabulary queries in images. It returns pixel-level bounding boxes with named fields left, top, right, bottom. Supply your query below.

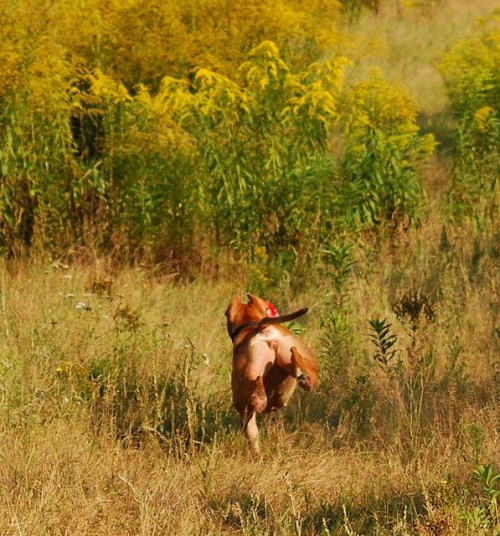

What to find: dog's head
left=224, top=293, right=279, bottom=337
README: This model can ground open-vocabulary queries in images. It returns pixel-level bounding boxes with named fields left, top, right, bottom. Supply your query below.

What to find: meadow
left=0, top=0, right=498, bottom=534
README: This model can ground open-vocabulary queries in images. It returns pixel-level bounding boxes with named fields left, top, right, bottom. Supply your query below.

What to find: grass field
left=0, top=1, right=498, bottom=535
left=0, top=215, right=497, bottom=535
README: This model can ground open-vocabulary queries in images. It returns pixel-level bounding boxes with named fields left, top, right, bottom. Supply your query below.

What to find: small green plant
left=320, top=244, right=355, bottom=381
left=320, top=244, right=355, bottom=310
left=474, top=464, right=500, bottom=502
left=464, top=422, right=485, bottom=465
left=368, top=318, right=400, bottom=375
left=473, top=464, right=499, bottom=525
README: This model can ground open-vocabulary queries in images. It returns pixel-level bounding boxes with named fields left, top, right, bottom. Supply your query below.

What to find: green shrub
left=337, top=70, right=436, bottom=230
left=439, top=16, right=499, bottom=223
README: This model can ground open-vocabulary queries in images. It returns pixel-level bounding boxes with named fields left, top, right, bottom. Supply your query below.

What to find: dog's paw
left=297, top=374, right=313, bottom=392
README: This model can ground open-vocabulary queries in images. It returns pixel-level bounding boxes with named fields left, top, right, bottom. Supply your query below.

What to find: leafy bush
left=0, top=0, right=437, bottom=269
left=439, top=16, right=499, bottom=223
left=0, top=0, right=438, bottom=266
left=337, top=70, right=436, bottom=230
left=190, top=42, right=349, bottom=256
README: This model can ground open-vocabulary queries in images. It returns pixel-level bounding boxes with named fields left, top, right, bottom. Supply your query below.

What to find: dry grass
left=0, top=214, right=498, bottom=535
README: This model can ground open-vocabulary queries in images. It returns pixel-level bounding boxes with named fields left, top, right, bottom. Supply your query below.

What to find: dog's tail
left=257, top=307, right=308, bottom=328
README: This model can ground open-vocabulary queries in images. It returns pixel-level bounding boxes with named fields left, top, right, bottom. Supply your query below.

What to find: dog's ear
left=248, top=293, right=278, bottom=316
left=225, top=294, right=242, bottom=321
left=246, top=293, right=269, bottom=315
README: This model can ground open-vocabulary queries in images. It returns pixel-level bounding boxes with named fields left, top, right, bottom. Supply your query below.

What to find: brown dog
left=225, top=293, right=319, bottom=454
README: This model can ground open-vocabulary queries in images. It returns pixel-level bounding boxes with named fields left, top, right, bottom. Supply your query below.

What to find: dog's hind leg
left=271, top=342, right=318, bottom=391
left=237, top=376, right=266, bottom=456
left=290, top=347, right=317, bottom=392
left=250, top=375, right=267, bottom=413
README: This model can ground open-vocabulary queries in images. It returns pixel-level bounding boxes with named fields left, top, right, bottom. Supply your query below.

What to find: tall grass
left=0, top=213, right=498, bottom=534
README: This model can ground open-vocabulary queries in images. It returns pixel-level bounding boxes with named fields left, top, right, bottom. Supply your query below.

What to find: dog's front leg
left=242, top=410, right=260, bottom=456
left=239, top=377, right=267, bottom=456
